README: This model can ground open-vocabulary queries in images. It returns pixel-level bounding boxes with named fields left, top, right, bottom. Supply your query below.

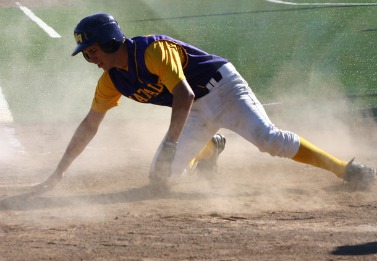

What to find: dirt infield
left=1, top=1, right=377, bottom=260
left=1, top=118, right=377, bottom=260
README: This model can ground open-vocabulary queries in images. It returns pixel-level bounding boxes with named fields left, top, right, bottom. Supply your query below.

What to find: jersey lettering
left=143, top=88, right=159, bottom=97
left=128, top=83, right=165, bottom=103
left=130, top=93, right=148, bottom=103
left=147, top=83, right=164, bottom=93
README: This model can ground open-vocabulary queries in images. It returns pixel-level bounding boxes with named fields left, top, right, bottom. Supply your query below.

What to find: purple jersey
left=108, top=35, right=227, bottom=107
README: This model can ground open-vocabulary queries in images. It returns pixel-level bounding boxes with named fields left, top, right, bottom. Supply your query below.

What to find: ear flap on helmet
left=100, top=38, right=122, bottom=53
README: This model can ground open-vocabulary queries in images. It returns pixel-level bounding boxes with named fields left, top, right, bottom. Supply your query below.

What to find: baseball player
left=36, top=13, right=375, bottom=192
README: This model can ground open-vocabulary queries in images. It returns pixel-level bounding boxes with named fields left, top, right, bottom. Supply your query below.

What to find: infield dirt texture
left=1, top=0, right=377, bottom=260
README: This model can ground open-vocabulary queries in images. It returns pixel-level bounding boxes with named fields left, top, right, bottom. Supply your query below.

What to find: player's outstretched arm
left=34, top=109, right=106, bottom=193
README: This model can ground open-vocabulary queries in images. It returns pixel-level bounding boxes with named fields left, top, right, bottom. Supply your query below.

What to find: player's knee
left=255, top=127, right=299, bottom=158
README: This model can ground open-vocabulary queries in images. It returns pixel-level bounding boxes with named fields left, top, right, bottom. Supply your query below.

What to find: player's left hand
left=32, top=170, right=64, bottom=194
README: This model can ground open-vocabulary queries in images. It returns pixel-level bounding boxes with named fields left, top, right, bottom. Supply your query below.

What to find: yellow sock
left=189, top=139, right=216, bottom=169
left=292, top=137, right=348, bottom=178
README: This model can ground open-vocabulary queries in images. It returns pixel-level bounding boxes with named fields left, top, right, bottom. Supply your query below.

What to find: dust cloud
left=3, top=58, right=377, bottom=225
left=1, top=2, right=377, bottom=227
left=139, top=61, right=377, bottom=216
left=198, top=62, right=377, bottom=214
left=266, top=62, right=377, bottom=160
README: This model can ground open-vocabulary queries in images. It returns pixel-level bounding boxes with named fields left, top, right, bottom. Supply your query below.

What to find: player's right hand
left=150, top=141, right=177, bottom=185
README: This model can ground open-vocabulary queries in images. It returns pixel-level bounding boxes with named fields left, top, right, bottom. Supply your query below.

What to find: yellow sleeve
left=91, top=72, right=122, bottom=112
left=144, top=40, right=187, bottom=93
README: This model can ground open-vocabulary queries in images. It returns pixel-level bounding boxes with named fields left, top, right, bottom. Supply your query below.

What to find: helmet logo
left=74, top=33, right=83, bottom=43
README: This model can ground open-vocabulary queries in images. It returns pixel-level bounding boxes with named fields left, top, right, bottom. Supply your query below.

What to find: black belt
left=206, top=71, right=223, bottom=91
left=213, top=71, right=223, bottom=82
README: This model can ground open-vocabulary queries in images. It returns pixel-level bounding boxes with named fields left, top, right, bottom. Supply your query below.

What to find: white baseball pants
left=152, top=63, right=300, bottom=176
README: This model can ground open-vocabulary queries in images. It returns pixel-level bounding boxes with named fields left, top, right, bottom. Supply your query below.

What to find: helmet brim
left=71, top=40, right=96, bottom=56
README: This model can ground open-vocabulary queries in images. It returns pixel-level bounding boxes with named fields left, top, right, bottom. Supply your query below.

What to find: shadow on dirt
left=0, top=184, right=250, bottom=211
left=331, top=242, right=377, bottom=256
left=0, top=180, right=363, bottom=212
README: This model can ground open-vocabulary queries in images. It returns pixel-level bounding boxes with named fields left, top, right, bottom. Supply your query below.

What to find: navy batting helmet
left=72, top=13, right=125, bottom=56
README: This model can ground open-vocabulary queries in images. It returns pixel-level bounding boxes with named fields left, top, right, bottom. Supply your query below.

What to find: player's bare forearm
left=56, top=115, right=102, bottom=173
left=55, top=109, right=106, bottom=173
left=34, top=109, right=106, bottom=193
left=166, top=80, right=195, bottom=142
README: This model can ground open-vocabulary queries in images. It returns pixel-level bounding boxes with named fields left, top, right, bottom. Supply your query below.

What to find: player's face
left=83, top=43, right=115, bottom=71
